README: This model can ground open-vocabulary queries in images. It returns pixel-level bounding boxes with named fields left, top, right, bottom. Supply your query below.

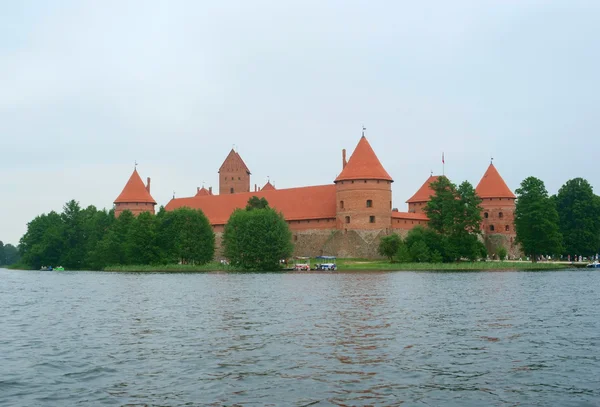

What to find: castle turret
left=476, top=163, right=516, bottom=236
left=114, top=168, right=156, bottom=217
left=219, top=149, right=251, bottom=195
left=334, top=134, right=393, bottom=230
left=406, top=175, right=440, bottom=213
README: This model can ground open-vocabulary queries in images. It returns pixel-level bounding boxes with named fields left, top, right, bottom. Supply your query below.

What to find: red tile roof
left=392, top=211, right=429, bottom=221
left=476, top=164, right=516, bottom=199
left=219, top=149, right=251, bottom=174
left=335, top=136, right=393, bottom=182
left=114, top=169, right=156, bottom=204
left=262, top=181, right=276, bottom=191
left=406, top=175, right=439, bottom=203
left=195, top=187, right=211, bottom=197
left=165, top=184, right=336, bottom=225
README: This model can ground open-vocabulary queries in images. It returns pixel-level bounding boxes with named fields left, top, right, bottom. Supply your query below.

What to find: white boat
left=586, top=261, right=600, bottom=268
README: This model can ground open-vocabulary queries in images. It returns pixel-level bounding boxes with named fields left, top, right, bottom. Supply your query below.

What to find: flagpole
left=442, top=152, right=445, bottom=177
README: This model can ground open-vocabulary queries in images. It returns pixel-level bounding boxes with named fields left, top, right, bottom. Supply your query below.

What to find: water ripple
left=0, top=268, right=599, bottom=406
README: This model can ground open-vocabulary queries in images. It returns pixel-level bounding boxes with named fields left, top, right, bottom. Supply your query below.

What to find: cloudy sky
left=1, top=1, right=599, bottom=245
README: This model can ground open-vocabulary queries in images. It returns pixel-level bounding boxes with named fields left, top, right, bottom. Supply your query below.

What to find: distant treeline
left=0, top=241, right=20, bottom=266
left=18, top=200, right=215, bottom=270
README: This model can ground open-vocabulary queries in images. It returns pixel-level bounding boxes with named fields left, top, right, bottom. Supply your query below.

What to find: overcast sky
left=1, top=1, right=599, bottom=245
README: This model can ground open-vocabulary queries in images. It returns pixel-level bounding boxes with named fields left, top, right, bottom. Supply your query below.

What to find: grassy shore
left=102, top=259, right=570, bottom=272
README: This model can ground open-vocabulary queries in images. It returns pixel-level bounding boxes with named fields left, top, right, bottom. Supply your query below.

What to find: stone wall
left=213, top=228, right=391, bottom=259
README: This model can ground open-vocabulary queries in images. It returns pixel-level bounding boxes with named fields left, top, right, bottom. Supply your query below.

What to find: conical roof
left=195, top=187, right=211, bottom=196
left=334, top=136, right=393, bottom=182
left=407, top=175, right=439, bottom=203
left=262, top=181, right=276, bottom=191
left=219, top=149, right=251, bottom=174
left=476, top=163, right=515, bottom=199
left=114, top=169, right=156, bottom=204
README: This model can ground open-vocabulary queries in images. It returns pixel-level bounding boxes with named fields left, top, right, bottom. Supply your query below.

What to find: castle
left=114, top=134, right=517, bottom=258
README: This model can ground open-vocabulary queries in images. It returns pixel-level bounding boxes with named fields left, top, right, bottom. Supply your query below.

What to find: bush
left=378, top=234, right=402, bottom=261
left=497, top=246, right=507, bottom=261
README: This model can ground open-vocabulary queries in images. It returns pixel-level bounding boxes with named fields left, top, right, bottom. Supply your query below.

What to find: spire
left=407, top=175, right=439, bottom=203
left=334, top=135, right=393, bottom=182
left=114, top=168, right=156, bottom=204
left=219, top=149, right=251, bottom=175
left=475, top=163, right=515, bottom=199
left=262, top=180, right=276, bottom=191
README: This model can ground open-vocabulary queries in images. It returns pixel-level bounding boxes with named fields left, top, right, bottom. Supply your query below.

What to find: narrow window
left=364, top=180, right=367, bottom=183
left=293, top=235, right=298, bottom=241
left=366, top=199, right=373, bottom=208
left=238, top=177, right=241, bottom=180
left=505, top=225, right=510, bottom=231
left=345, top=216, right=350, bottom=224
left=490, top=225, right=495, bottom=231
left=499, top=212, right=504, bottom=218
left=369, top=216, right=375, bottom=223
left=230, top=187, right=234, bottom=194
left=484, top=212, right=489, bottom=219
left=340, top=200, right=344, bottom=209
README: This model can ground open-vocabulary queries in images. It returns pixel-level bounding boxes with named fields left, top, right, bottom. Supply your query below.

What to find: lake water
left=1, top=268, right=599, bottom=406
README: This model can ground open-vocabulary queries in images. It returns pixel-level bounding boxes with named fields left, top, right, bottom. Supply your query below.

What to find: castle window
left=499, top=212, right=504, bottom=219
left=505, top=225, right=510, bottom=231
left=369, top=216, right=375, bottom=223
left=230, top=187, right=234, bottom=194
left=294, top=235, right=298, bottom=241
left=366, top=200, right=373, bottom=208
left=364, top=180, right=367, bottom=183
left=340, top=200, right=344, bottom=209
left=490, top=225, right=495, bottom=231
left=484, top=212, right=489, bottom=219
left=345, top=216, right=350, bottom=224
left=238, top=177, right=240, bottom=180
left=351, top=180, right=354, bottom=184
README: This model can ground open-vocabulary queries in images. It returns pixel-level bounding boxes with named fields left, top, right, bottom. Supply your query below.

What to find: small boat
left=54, top=266, right=65, bottom=271
left=314, top=256, right=337, bottom=271
left=586, top=261, right=600, bottom=268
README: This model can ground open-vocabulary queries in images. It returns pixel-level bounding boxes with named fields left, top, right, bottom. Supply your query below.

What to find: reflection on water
left=1, top=268, right=599, bottom=406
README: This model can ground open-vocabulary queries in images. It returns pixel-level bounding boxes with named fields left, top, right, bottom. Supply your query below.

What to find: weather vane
left=362, top=125, right=366, bottom=137
left=134, top=160, right=138, bottom=168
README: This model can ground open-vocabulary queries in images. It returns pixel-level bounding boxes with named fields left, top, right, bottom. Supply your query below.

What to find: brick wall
left=335, top=179, right=392, bottom=231
left=480, top=197, right=516, bottom=235
left=114, top=202, right=155, bottom=217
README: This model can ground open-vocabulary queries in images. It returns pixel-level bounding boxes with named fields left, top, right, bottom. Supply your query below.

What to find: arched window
left=340, top=200, right=344, bottom=209
left=369, top=216, right=375, bottom=223
left=345, top=216, right=350, bottom=224
left=230, top=187, right=234, bottom=194
left=499, top=212, right=504, bottom=219
left=366, top=200, right=373, bottom=208
left=505, top=225, right=510, bottom=231
left=490, top=225, right=495, bottom=231
left=484, top=212, right=489, bottom=218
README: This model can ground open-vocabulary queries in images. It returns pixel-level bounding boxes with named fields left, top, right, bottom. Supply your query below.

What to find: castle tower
left=219, top=149, right=251, bottom=195
left=114, top=168, right=156, bottom=217
left=406, top=175, right=440, bottom=213
left=476, top=163, right=516, bottom=237
left=334, top=134, right=393, bottom=231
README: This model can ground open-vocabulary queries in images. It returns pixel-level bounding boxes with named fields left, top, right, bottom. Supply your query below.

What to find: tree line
left=18, top=196, right=293, bottom=271
left=379, top=176, right=600, bottom=263
left=0, top=241, right=20, bottom=266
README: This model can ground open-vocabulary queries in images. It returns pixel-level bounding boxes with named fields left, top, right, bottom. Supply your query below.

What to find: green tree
left=555, top=178, right=600, bottom=256
left=158, top=207, right=215, bottom=265
left=410, top=240, right=431, bottom=262
left=19, top=211, right=65, bottom=269
left=223, top=198, right=293, bottom=271
left=92, top=210, right=135, bottom=268
left=378, top=233, right=402, bottom=261
left=424, top=177, right=483, bottom=261
left=0, top=241, right=4, bottom=265
left=515, top=177, right=563, bottom=262
left=128, top=211, right=160, bottom=264
left=246, top=196, right=270, bottom=211
left=396, top=240, right=412, bottom=263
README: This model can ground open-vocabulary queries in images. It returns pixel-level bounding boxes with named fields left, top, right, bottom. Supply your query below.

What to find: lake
left=1, top=268, right=599, bottom=406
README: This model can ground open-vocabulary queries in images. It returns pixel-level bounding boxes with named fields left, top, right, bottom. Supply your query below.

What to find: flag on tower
left=442, top=152, right=445, bottom=164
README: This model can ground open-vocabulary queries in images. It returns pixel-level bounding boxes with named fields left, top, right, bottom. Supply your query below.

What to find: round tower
left=475, top=163, right=516, bottom=236
left=114, top=168, right=156, bottom=217
left=334, top=134, right=393, bottom=231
